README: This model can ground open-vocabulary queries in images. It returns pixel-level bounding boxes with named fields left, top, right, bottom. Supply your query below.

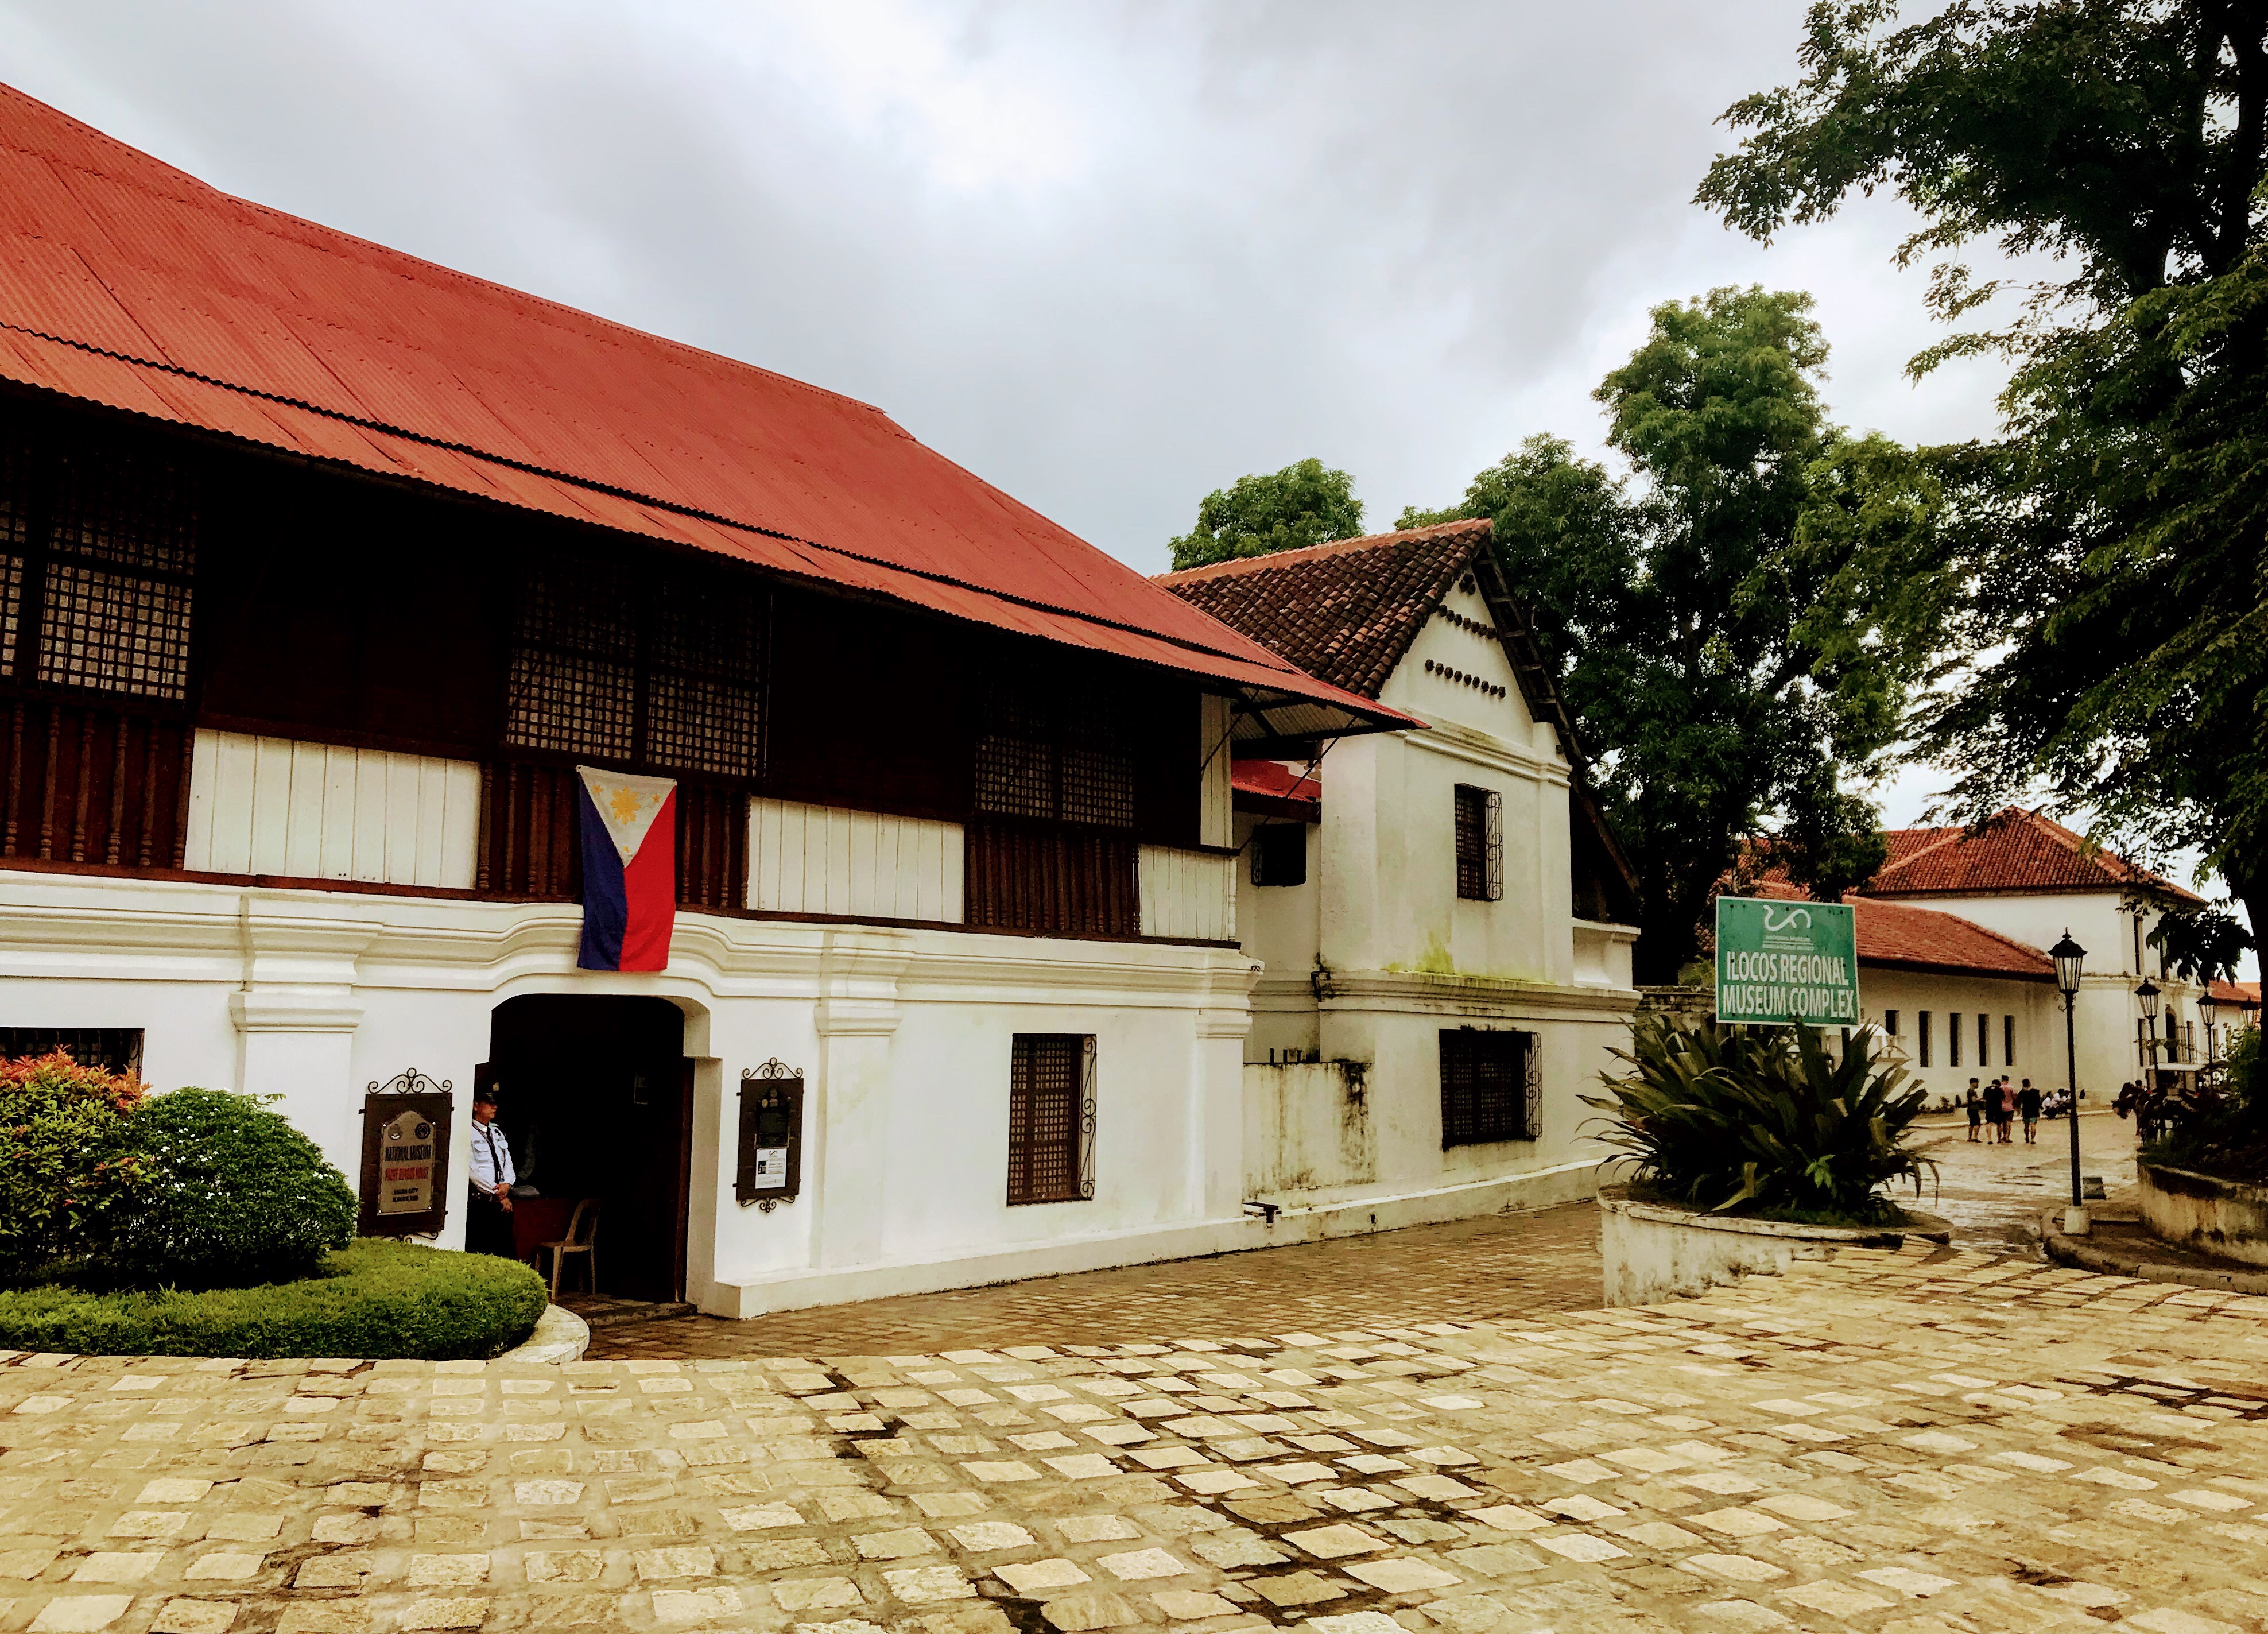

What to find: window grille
left=2004, top=1014, right=2015, bottom=1066
left=504, top=552, right=638, bottom=760
left=1978, top=1012, right=1990, bottom=1070
left=4, top=439, right=201, bottom=704
left=974, top=660, right=1134, bottom=830
left=1439, top=1028, right=1537, bottom=1147
left=1918, top=1011, right=1932, bottom=1067
left=1454, top=784, right=1502, bottom=901
left=1251, top=823, right=1307, bottom=887
left=1007, top=1033, right=1095, bottom=1205
left=976, top=689, right=1057, bottom=821
left=0, top=433, right=26, bottom=678
left=1949, top=1012, right=1962, bottom=1068
left=0, top=1026, right=144, bottom=1077
left=503, top=552, right=767, bottom=780
left=646, top=573, right=765, bottom=779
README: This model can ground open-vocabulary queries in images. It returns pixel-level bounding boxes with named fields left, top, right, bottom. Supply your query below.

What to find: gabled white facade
left=1234, top=570, right=1639, bottom=1232
left=1863, top=885, right=2223, bottom=1097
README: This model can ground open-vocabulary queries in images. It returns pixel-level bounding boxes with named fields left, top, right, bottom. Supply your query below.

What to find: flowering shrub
left=0, top=1051, right=149, bottom=1281
left=109, top=1089, right=356, bottom=1288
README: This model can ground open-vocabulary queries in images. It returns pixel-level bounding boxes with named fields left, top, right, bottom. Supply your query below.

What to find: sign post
left=1714, top=897, right=1860, bottom=1028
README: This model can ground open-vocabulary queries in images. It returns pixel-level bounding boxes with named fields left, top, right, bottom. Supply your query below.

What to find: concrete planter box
left=1598, top=1184, right=1951, bottom=1307
left=2139, top=1161, right=2268, bottom=1268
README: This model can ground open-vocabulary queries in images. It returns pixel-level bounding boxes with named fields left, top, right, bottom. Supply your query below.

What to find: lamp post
left=2137, top=975, right=2161, bottom=1083
left=2051, top=931, right=2088, bottom=1236
left=2199, top=988, right=2220, bottom=1072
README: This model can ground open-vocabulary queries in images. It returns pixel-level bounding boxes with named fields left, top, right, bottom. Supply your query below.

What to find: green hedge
left=0, top=1238, right=548, bottom=1359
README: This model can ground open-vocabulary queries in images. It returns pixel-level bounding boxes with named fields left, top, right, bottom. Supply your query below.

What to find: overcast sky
left=4, top=1, right=2254, bottom=965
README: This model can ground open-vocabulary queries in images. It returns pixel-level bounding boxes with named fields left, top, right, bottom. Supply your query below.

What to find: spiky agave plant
left=1583, top=1015, right=1934, bottom=1224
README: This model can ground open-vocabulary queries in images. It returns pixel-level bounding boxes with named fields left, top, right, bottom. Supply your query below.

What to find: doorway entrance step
left=561, top=1292, right=697, bottom=1329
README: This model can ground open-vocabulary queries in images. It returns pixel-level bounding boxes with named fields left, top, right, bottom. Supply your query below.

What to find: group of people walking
left=1964, top=1076, right=2043, bottom=1145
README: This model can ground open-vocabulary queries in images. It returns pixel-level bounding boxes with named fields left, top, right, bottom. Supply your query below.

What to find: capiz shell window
left=1007, top=1033, right=1095, bottom=1205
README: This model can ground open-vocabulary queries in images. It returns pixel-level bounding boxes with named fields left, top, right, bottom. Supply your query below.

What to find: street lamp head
left=2199, top=988, right=2220, bottom=1026
left=2049, top=931, right=2086, bottom=998
left=2136, top=976, right=2161, bottom=1020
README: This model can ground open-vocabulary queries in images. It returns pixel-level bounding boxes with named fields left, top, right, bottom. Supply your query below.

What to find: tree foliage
left=1415, top=289, right=1943, bottom=979
left=1167, top=458, right=1364, bottom=570
left=1700, top=0, right=2268, bottom=950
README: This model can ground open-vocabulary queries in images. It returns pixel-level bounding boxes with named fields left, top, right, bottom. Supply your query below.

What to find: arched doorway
left=480, top=994, right=693, bottom=1304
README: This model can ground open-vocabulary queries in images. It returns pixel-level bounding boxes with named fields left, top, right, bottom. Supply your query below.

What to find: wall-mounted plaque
left=736, top=1060, right=803, bottom=1210
left=359, top=1070, right=453, bottom=1238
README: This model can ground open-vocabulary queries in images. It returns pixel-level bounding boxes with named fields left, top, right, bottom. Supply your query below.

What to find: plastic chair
left=535, top=1198, right=599, bottom=1298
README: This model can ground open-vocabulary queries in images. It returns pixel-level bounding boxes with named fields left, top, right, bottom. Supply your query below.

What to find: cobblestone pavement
left=588, top=1207, right=1604, bottom=1362
left=6, top=1243, right=2268, bottom=1634
left=1913, top=1112, right=2141, bottom=1257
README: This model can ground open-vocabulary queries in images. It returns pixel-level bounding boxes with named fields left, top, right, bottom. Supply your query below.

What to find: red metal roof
left=1231, top=758, right=1322, bottom=820
left=0, top=82, right=1413, bottom=729
left=1869, top=808, right=2203, bottom=904
left=1752, top=881, right=2054, bottom=982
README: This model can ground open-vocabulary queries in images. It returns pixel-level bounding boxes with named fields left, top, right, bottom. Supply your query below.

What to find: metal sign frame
left=736, top=1059, right=804, bottom=1211
left=358, top=1068, right=453, bottom=1238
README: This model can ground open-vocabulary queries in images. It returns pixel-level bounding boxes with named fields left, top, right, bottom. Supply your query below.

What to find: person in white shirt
left=466, top=1089, right=518, bottom=1258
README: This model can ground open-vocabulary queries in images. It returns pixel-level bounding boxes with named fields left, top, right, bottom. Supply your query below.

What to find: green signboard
left=1715, top=896, right=1860, bottom=1027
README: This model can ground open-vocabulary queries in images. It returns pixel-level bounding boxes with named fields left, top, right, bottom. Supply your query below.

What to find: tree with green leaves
left=1412, top=287, right=1945, bottom=982
left=1699, top=0, right=2267, bottom=955
left=1167, top=458, right=1364, bottom=571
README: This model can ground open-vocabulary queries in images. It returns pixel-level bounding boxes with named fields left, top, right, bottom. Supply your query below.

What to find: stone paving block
left=148, top=1601, right=236, bottom=1634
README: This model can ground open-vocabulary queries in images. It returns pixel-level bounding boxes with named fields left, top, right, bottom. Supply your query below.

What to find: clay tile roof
left=1867, top=808, right=2203, bottom=904
left=1753, top=881, right=2054, bottom=982
left=2210, top=978, right=2261, bottom=1006
left=0, top=80, right=1410, bottom=731
left=1153, top=520, right=1491, bottom=699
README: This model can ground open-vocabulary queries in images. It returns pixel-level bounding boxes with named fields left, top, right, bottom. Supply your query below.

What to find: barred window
left=1918, top=1011, right=1933, bottom=1068
left=2, top=439, right=200, bottom=703
left=0, top=1026, right=144, bottom=1077
left=975, top=659, right=1133, bottom=830
left=503, top=552, right=766, bottom=778
left=646, top=573, right=766, bottom=779
left=505, top=552, right=637, bottom=760
left=1454, top=784, right=1501, bottom=901
left=0, top=434, right=26, bottom=677
left=1949, top=1012, right=1962, bottom=1068
left=1978, top=1012, right=1990, bottom=1069
left=1007, top=1033, right=1095, bottom=1205
left=2004, top=1014, right=2015, bottom=1066
left=1251, top=824, right=1306, bottom=886
left=1439, top=1028, right=1537, bottom=1147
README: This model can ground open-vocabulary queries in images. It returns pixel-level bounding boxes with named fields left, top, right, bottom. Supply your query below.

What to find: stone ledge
left=2039, top=1210, right=2268, bottom=1295
left=495, top=1303, right=590, bottom=1364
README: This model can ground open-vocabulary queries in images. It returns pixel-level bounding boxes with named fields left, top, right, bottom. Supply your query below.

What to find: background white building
left=1758, top=808, right=2226, bottom=1102
left=1161, top=521, right=1644, bottom=1232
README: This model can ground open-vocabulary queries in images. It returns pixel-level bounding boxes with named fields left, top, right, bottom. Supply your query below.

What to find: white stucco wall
left=1228, top=593, right=1638, bottom=1232
left=1866, top=889, right=2213, bottom=1087
left=0, top=866, right=1263, bottom=1317
left=1855, top=968, right=2061, bottom=1104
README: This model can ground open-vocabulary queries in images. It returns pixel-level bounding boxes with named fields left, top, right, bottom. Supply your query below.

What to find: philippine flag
left=576, top=766, right=678, bottom=972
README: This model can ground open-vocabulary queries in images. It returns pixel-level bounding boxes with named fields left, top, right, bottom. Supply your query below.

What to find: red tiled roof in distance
left=0, top=81, right=1412, bottom=731
left=2209, top=978, right=2261, bottom=1007
left=1232, top=758, right=1321, bottom=821
left=1749, top=880, right=2054, bottom=982
left=1156, top=521, right=1492, bottom=699
left=1870, top=808, right=2203, bottom=904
